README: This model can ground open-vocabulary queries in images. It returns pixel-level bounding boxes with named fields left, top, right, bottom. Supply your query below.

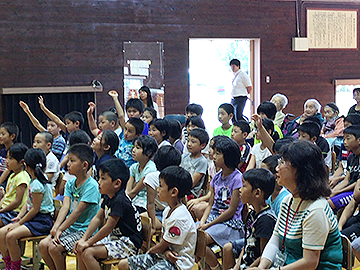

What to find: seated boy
left=232, top=120, right=252, bottom=172
left=74, top=159, right=143, bottom=269
left=328, top=125, right=360, bottom=210
left=39, top=144, right=101, bottom=270
left=87, top=101, right=122, bottom=136
left=181, top=128, right=209, bottom=199
left=38, top=95, right=84, bottom=141
left=118, top=166, right=196, bottom=270
left=182, top=103, right=204, bottom=144
left=108, top=90, right=149, bottom=135
left=297, top=120, right=332, bottom=169
left=32, top=131, right=60, bottom=189
left=223, top=168, right=276, bottom=270
left=0, top=122, right=19, bottom=192
left=19, top=100, right=66, bottom=160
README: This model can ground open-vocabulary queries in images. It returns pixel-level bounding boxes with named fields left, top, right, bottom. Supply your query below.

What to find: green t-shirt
left=213, top=125, right=233, bottom=138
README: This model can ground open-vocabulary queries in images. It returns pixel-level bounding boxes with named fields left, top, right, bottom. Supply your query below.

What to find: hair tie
left=36, top=163, right=43, bottom=168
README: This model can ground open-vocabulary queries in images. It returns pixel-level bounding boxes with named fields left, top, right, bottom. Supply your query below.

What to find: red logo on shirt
left=169, top=226, right=181, bottom=237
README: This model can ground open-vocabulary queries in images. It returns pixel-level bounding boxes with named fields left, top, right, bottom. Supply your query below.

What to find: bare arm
left=246, top=86, right=253, bottom=95
left=108, top=90, right=126, bottom=129
left=126, top=176, right=135, bottom=195
left=58, top=201, right=90, bottom=232
left=246, top=155, right=256, bottom=171
left=147, top=238, right=171, bottom=254
left=38, top=96, right=67, bottom=133
left=127, top=177, right=146, bottom=200
left=252, top=114, right=274, bottom=154
left=146, top=184, right=157, bottom=230
left=0, top=169, right=10, bottom=185
left=192, top=172, right=204, bottom=187
left=198, top=186, right=214, bottom=227
left=18, top=193, right=43, bottom=225
left=87, top=102, right=100, bottom=136
left=0, top=183, right=27, bottom=213
left=19, top=101, right=46, bottom=132
left=338, top=197, right=357, bottom=231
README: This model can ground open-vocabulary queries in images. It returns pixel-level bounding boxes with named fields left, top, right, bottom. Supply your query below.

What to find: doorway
left=189, top=38, right=260, bottom=134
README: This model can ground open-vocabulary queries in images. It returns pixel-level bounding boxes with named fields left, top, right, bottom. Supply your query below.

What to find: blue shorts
left=128, top=253, right=176, bottom=270
left=231, top=238, right=245, bottom=258
left=0, top=210, right=18, bottom=225
left=331, top=191, right=353, bottom=210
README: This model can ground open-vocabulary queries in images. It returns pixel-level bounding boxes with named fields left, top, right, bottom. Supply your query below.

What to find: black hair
left=213, top=136, right=241, bottom=170
left=139, top=86, right=154, bottom=108
left=101, top=129, right=120, bottom=156
left=38, top=131, right=54, bottom=145
left=150, top=119, right=170, bottom=140
left=168, top=119, right=182, bottom=140
left=185, top=103, right=203, bottom=116
left=24, top=148, right=50, bottom=185
left=272, top=137, right=296, bottom=154
left=125, top=98, right=145, bottom=114
left=8, top=143, right=28, bottom=162
left=69, top=130, right=92, bottom=146
left=1, top=122, right=19, bottom=141
left=242, top=168, right=276, bottom=200
left=219, top=103, right=234, bottom=122
left=353, top=88, right=360, bottom=94
left=280, top=140, right=330, bottom=200
left=344, top=125, right=360, bottom=139
left=134, top=135, right=158, bottom=159
left=144, top=107, right=157, bottom=120
left=233, top=120, right=250, bottom=134
left=304, top=115, right=322, bottom=126
left=230, top=59, right=241, bottom=67
left=159, top=166, right=193, bottom=198
left=99, top=158, right=129, bottom=190
left=324, top=102, right=339, bottom=114
left=107, top=106, right=118, bottom=117
left=344, top=114, right=360, bottom=125
left=127, top=117, right=145, bottom=135
left=188, top=128, right=209, bottom=145
left=257, top=101, right=277, bottom=120
left=262, top=118, right=280, bottom=142
left=64, top=111, right=84, bottom=129
left=297, top=121, right=321, bottom=139
left=100, top=111, right=118, bottom=124
left=186, top=116, right=205, bottom=129
left=153, top=146, right=181, bottom=171
left=68, top=143, right=94, bottom=171
left=262, top=154, right=281, bottom=174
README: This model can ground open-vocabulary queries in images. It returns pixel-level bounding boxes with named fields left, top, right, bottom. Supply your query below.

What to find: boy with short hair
left=38, top=95, right=84, bottom=140
left=328, top=125, right=360, bottom=210
left=32, top=131, right=60, bottom=189
left=232, top=120, right=252, bottom=172
left=19, top=101, right=66, bottom=160
left=0, top=122, right=19, bottom=191
left=297, top=120, right=332, bottom=168
left=118, top=165, right=196, bottom=270
left=87, top=101, right=122, bottom=137
left=181, top=128, right=209, bottom=199
left=74, top=158, right=143, bottom=269
left=182, top=103, right=204, bottom=144
left=223, top=168, right=276, bottom=270
left=39, top=143, right=101, bottom=270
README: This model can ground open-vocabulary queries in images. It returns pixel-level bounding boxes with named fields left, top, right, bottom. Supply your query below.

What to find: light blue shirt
left=115, top=130, right=136, bottom=167
left=64, top=176, right=101, bottom=232
left=28, top=178, right=54, bottom=214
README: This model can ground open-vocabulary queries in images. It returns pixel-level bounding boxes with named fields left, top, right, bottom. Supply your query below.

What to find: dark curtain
left=3, top=92, right=95, bottom=147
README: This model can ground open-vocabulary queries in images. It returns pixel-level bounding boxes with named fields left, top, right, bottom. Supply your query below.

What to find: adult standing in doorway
left=230, top=59, right=253, bottom=121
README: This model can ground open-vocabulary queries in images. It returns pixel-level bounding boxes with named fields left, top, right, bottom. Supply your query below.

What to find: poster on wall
left=307, top=9, right=358, bottom=49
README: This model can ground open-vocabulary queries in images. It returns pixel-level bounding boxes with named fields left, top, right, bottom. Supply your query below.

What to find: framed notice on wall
left=307, top=9, right=358, bottom=49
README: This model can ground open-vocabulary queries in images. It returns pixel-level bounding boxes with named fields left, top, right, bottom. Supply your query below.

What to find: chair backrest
left=341, top=234, right=353, bottom=270
left=141, top=215, right=152, bottom=253
left=195, top=229, right=206, bottom=270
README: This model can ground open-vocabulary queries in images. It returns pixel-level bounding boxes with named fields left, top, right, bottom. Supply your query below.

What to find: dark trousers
left=231, top=96, right=248, bottom=121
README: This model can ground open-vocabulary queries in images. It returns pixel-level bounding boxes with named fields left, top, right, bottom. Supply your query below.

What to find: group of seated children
left=0, top=87, right=359, bottom=270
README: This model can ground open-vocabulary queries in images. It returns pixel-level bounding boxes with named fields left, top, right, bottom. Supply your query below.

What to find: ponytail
left=24, top=148, right=50, bottom=185
left=34, top=163, right=49, bottom=185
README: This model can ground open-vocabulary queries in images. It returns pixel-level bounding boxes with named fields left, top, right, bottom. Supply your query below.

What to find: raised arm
left=19, top=101, right=46, bottom=132
left=108, top=90, right=126, bottom=129
left=252, top=114, right=275, bottom=154
left=38, top=96, right=67, bottom=133
left=87, top=102, right=100, bottom=136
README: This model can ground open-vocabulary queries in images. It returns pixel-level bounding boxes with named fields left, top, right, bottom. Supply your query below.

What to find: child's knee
left=223, top=242, right=233, bottom=255
left=39, top=236, right=51, bottom=251
left=5, top=231, right=18, bottom=244
left=118, top=258, right=129, bottom=270
left=48, top=243, right=64, bottom=257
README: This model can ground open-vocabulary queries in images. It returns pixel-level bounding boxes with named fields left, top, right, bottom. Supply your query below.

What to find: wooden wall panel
left=0, top=0, right=359, bottom=121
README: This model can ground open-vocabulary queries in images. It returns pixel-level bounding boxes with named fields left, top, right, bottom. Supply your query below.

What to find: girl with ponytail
left=0, top=148, right=54, bottom=270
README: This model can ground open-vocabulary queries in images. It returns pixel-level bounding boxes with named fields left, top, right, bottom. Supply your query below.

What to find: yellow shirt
left=2, top=170, right=31, bottom=212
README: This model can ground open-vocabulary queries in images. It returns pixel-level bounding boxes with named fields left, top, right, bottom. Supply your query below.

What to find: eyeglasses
left=278, top=158, right=291, bottom=166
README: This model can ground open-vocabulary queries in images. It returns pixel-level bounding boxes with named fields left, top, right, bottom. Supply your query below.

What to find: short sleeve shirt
left=181, top=153, right=208, bottom=197
left=46, top=151, right=60, bottom=189
left=115, top=130, right=136, bottom=168
left=232, top=69, right=252, bottom=97
left=27, top=179, right=54, bottom=214
left=347, top=152, right=360, bottom=185
left=250, top=143, right=272, bottom=168
left=143, top=171, right=167, bottom=210
left=2, top=170, right=31, bottom=212
left=64, top=176, right=101, bottom=232
left=130, top=160, right=157, bottom=209
left=52, top=134, right=66, bottom=157
left=213, top=126, right=233, bottom=138
left=101, top=190, right=143, bottom=249
left=162, top=204, right=197, bottom=270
